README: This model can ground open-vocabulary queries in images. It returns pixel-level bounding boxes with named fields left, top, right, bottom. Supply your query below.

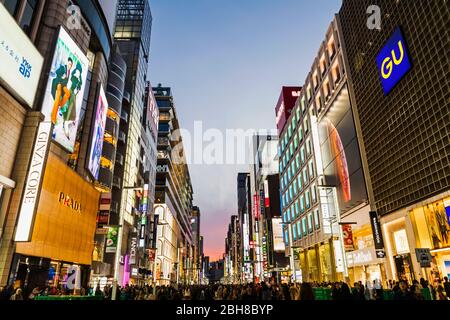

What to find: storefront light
left=430, top=247, right=450, bottom=254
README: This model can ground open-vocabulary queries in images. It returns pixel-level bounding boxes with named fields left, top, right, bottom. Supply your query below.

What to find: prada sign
left=58, top=192, right=82, bottom=213
left=15, top=122, right=52, bottom=242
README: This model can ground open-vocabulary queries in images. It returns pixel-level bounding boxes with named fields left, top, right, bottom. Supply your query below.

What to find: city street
left=0, top=0, right=448, bottom=312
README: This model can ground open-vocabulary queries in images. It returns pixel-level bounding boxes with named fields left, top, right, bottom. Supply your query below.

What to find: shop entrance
left=394, top=253, right=415, bottom=283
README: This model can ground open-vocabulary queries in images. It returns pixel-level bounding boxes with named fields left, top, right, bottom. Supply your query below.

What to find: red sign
left=342, top=224, right=355, bottom=251
left=275, top=86, right=302, bottom=134
left=147, top=249, right=156, bottom=262
left=253, top=194, right=260, bottom=219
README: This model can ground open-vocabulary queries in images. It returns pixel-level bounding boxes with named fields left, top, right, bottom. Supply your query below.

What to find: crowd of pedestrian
left=1, top=276, right=450, bottom=301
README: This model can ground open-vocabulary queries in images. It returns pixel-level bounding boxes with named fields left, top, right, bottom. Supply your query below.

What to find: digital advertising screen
left=40, top=26, right=89, bottom=152
left=87, top=84, right=108, bottom=180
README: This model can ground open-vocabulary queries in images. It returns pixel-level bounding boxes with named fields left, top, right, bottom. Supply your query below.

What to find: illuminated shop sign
left=58, top=192, right=81, bottom=213
left=0, top=3, right=44, bottom=107
left=15, top=122, right=52, bottom=242
left=376, top=27, right=411, bottom=95
left=40, top=26, right=89, bottom=152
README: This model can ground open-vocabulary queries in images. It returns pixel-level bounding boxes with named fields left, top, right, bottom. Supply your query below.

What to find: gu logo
left=19, top=58, right=32, bottom=78
left=376, top=27, right=411, bottom=95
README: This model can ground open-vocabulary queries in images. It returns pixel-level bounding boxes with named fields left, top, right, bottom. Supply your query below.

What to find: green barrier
left=35, top=295, right=104, bottom=301
left=312, top=288, right=332, bottom=300
left=421, top=288, right=432, bottom=300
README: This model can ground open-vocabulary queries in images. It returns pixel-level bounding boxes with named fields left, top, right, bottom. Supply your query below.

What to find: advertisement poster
left=40, top=27, right=89, bottom=152
left=423, top=198, right=450, bottom=249
left=318, top=86, right=368, bottom=214
left=342, top=224, right=355, bottom=251
left=0, top=3, right=44, bottom=107
left=272, top=218, right=285, bottom=252
left=105, top=226, right=119, bottom=253
left=87, top=84, right=108, bottom=179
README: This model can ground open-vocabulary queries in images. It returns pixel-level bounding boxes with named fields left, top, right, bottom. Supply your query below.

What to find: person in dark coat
left=300, top=282, right=315, bottom=300
left=393, top=281, right=413, bottom=300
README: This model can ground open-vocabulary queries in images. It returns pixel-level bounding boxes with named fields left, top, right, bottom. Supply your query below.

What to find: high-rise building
left=153, top=84, right=194, bottom=285
left=237, top=172, right=253, bottom=283
left=191, top=206, right=201, bottom=284
left=276, top=16, right=375, bottom=283
left=338, top=0, right=449, bottom=283
left=0, top=0, right=119, bottom=292
left=224, top=215, right=240, bottom=283
left=250, top=134, right=290, bottom=282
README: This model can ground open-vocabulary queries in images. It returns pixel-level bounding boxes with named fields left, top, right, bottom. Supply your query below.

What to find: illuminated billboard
left=318, top=86, right=368, bottom=214
left=272, top=218, right=285, bottom=252
left=40, top=27, right=89, bottom=152
left=376, top=27, right=411, bottom=95
left=275, top=86, right=301, bottom=134
left=87, top=84, right=108, bottom=180
left=0, top=3, right=43, bottom=107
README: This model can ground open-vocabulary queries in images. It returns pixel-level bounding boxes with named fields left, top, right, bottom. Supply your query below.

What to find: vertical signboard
left=272, top=218, right=285, bottom=252
left=40, top=26, right=89, bottom=152
left=87, top=83, right=108, bottom=180
left=15, top=122, right=52, bottom=242
left=342, top=224, right=355, bottom=251
left=129, top=234, right=138, bottom=265
left=105, top=226, right=119, bottom=253
left=369, top=211, right=386, bottom=258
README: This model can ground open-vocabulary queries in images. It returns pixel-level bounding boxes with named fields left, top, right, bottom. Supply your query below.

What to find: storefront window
left=319, top=243, right=332, bottom=281
left=307, top=248, right=318, bottom=281
left=410, top=196, right=450, bottom=283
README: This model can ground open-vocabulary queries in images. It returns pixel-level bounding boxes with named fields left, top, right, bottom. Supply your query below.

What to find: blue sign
left=376, top=27, right=411, bottom=95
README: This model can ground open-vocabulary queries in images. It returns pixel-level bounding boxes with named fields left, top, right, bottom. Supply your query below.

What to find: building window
left=304, top=116, right=309, bottom=134
left=284, top=230, right=289, bottom=245
left=296, top=107, right=301, bottom=123
left=302, top=217, right=307, bottom=236
left=19, top=0, right=38, bottom=35
left=4, top=0, right=20, bottom=17
left=303, top=167, right=308, bottom=184
left=297, top=174, right=302, bottom=192
left=296, top=154, right=300, bottom=170
left=306, top=138, right=312, bottom=155
left=301, top=97, right=306, bottom=113
left=294, top=135, right=298, bottom=149
left=314, top=209, right=320, bottom=230
left=295, top=200, right=300, bottom=217
left=289, top=142, right=294, bottom=157
left=298, top=125, right=303, bottom=142
left=292, top=115, right=297, bottom=129
left=300, top=195, right=305, bottom=213
left=293, top=225, right=297, bottom=240
left=305, top=189, right=311, bottom=209
left=308, top=160, right=315, bottom=179
left=297, top=221, right=302, bottom=239
left=311, top=183, right=317, bottom=203
left=293, top=180, right=297, bottom=195
left=300, top=146, right=306, bottom=164
left=308, top=213, right=314, bottom=233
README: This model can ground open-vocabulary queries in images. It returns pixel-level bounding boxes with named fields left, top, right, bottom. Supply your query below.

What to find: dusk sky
left=149, top=0, right=342, bottom=261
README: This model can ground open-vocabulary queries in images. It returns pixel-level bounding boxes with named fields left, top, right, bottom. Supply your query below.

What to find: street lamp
left=111, top=185, right=143, bottom=301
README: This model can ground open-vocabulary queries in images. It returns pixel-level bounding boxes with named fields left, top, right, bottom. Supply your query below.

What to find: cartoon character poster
left=40, top=27, right=89, bottom=152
